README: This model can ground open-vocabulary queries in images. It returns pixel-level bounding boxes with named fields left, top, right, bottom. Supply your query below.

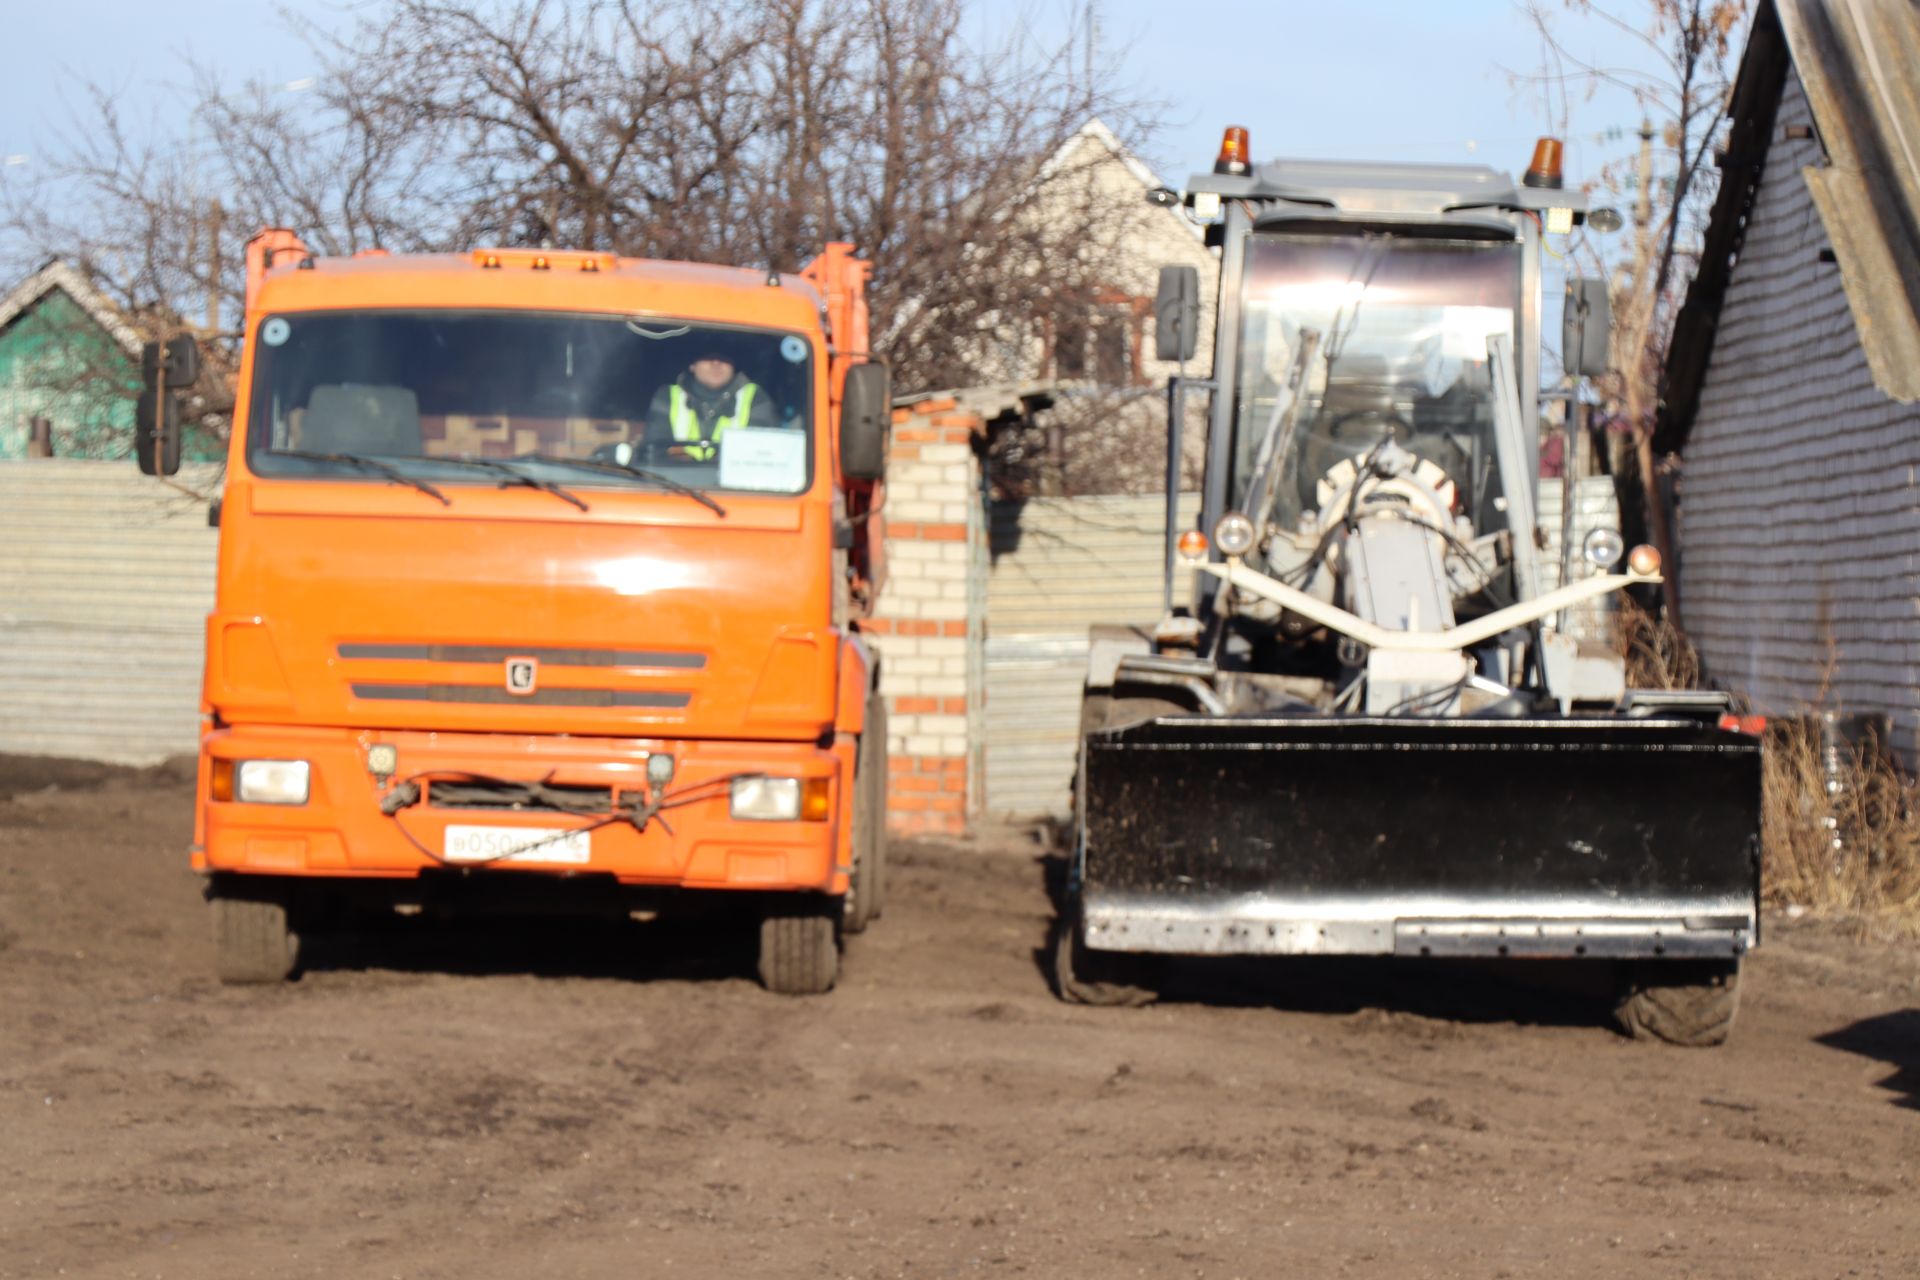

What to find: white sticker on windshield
left=262, top=317, right=291, bottom=346
left=1439, top=306, right=1510, bottom=361
left=780, top=334, right=808, bottom=363
left=718, top=427, right=806, bottom=492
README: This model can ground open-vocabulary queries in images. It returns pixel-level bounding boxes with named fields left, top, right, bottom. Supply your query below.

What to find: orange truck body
left=195, top=237, right=885, bottom=929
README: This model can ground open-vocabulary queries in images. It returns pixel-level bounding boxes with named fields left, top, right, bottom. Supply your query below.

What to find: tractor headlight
left=1213, top=511, right=1257, bottom=558
left=234, top=759, right=311, bottom=805
left=1583, top=527, right=1625, bottom=569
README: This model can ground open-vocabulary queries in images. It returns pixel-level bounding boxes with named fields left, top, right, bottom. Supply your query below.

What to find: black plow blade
left=1077, top=715, right=1761, bottom=960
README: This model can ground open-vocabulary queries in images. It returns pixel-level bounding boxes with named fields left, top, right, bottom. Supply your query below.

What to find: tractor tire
left=843, top=698, right=888, bottom=935
left=1614, top=959, right=1742, bottom=1047
left=758, top=903, right=839, bottom=995
left=1050, top=897, right=1157, bottom=1007
left=210, top=890, right=300, bottom=984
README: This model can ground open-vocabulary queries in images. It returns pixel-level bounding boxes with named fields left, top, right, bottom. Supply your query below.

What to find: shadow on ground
left=1032, top=850, right=1623, bottom=1031
left=297, top=911, right=760, bottom=986
left=1818, top=1009, right=1920, bottom=1110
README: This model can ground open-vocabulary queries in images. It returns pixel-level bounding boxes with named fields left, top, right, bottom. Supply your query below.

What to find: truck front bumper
left=195, top=724, right=846, bottom=892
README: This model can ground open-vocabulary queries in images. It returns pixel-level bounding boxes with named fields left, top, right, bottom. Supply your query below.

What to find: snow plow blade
left=1077, top=715, right=1761, bottom=960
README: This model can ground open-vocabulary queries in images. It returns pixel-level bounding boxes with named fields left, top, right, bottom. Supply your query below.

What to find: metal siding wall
left=0, top=460, right=219, bottom=764
left=1677, top=68, right=1920, bottom=764
left=984, top=494, right=1199, bottom=818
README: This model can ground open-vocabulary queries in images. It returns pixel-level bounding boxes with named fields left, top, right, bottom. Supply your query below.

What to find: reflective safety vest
left=667, top=382, right=758, bottom=460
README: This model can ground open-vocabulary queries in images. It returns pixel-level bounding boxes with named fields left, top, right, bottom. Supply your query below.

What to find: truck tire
left=843, top=698, right=887, bottom=935
left=758, top=904, right=839, bottom=995
left=1050, top=896, right=1157, bottom=1007
left=210, top=890, right=300, bottom=984
left=1614, top=959, right=1742, bottom=1047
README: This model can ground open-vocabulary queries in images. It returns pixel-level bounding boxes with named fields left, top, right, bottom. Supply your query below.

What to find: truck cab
left=152, top=238, right=891, bottom=993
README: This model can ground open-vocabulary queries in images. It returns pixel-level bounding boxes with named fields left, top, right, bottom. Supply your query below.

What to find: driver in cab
left=646, top=342, right=774, bottom=462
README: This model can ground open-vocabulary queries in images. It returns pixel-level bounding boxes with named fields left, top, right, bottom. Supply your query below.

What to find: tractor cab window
left=1229, top=233, right=1523, bottom=535
left=245, top=310, right=815, bottom=496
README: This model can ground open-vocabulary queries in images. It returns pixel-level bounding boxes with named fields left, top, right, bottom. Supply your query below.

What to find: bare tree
left=1518, top=0, right=1747, bottom=619
left=3, top=0, right=1155, bottom=452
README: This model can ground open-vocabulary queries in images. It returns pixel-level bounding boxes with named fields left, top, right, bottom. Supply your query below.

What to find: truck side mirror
left=140, top=334, right=202, bottom=389
left=1155, top=265, right=1199, bottom=363
left=1563, top=277, right=1611, bottom=379
left=135, top=390, right=182, bottom=476
left=840, top=362, right=890, bottom=482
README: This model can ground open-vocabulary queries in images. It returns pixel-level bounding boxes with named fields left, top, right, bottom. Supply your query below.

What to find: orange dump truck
left=142, top=234, right=892, bottom=993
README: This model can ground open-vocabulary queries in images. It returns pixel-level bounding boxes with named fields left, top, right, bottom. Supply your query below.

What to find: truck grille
left=338, top=643, right=704, bottom=669
left=350, top=684, right=690, bottom=708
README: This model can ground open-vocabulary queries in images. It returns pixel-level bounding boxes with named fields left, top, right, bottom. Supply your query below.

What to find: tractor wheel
left=1050, top=896, right=1157, bottom=1007
left=843, top=698, right=888, bottom=935
left=1614, top=959, right=1742, bottom=1047
left=758, top=903, right=839, bottom=995
left=210, top=889, right=300, bottom=984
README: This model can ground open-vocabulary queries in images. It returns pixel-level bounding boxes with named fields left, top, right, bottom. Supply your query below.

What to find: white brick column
left=862, top=398, right=987, bottom=834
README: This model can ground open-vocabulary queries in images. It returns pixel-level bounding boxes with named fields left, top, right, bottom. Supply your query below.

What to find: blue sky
left=1014, top=0, right=1653, bottom=186
left=3, top=0, right=1662, bottom=196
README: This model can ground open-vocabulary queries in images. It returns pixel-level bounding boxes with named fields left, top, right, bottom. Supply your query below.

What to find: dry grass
left=1613, top=599, right=1920, bottom=934
left=1616, top=595, right=1701, bottom=689
left=1761, top=719, right=1920, bottom=935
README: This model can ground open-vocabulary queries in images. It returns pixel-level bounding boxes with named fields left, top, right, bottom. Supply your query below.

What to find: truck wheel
left=1614, top=959, right=1742, bottom=1047
left=1050, top=898, right=1157, bottom=1007
left=758, top=904, right=839, bottom=995
left=210, top=890, right=300, bottom=984
left=843, top=698, right=888, bottom=934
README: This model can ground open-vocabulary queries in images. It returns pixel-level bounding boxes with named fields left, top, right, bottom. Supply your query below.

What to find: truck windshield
left=245, top=310, right=815, bottom=497
left=1230, top=233, right=1522, bottom=534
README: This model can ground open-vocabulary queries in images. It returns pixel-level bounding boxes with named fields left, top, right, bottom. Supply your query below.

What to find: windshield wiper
left=432, top=456, right=590, bottom=511
left=274, top=450, right=451, bottom=505
left=521, top=454, right=728, bottom=518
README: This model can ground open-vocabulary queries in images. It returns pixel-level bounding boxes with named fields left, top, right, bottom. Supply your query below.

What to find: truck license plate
left=443, top=824, right=592, bottom=865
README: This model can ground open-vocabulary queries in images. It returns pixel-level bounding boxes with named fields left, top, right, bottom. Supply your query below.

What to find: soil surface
left=2, top=755, right=1916, bottom=1278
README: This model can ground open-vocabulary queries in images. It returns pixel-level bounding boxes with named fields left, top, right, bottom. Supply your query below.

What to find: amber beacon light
left=1214, top=126, right=1251, bottom=176
left=1523, top=137, right=1565, bottom=189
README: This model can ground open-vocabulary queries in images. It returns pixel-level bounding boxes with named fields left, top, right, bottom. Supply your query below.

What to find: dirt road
left=2, top=757, right=1915, bottom=1278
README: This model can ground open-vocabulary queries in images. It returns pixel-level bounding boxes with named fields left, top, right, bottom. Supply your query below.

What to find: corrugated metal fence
left=983, top=480, right=1622, bottom=819
left=985, top=494, right=1199, bottom=818
left=0, top=460, right=219, bottom=764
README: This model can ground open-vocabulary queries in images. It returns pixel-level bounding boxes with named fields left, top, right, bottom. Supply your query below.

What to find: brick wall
left=864, top=398, right=988, bottom=834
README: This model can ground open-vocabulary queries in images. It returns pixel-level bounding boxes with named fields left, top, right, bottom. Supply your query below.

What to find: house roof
left=1036, top=118, right=1207, bottom=244
left=1657, top=0, right=1920, bottom=451
left=0, top=259, right=142, bottom=357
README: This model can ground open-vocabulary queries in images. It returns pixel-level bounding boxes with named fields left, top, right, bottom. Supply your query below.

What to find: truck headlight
left=234, top=759, right=311, bottom=805
left=729, top=775, right=832, bottom=822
